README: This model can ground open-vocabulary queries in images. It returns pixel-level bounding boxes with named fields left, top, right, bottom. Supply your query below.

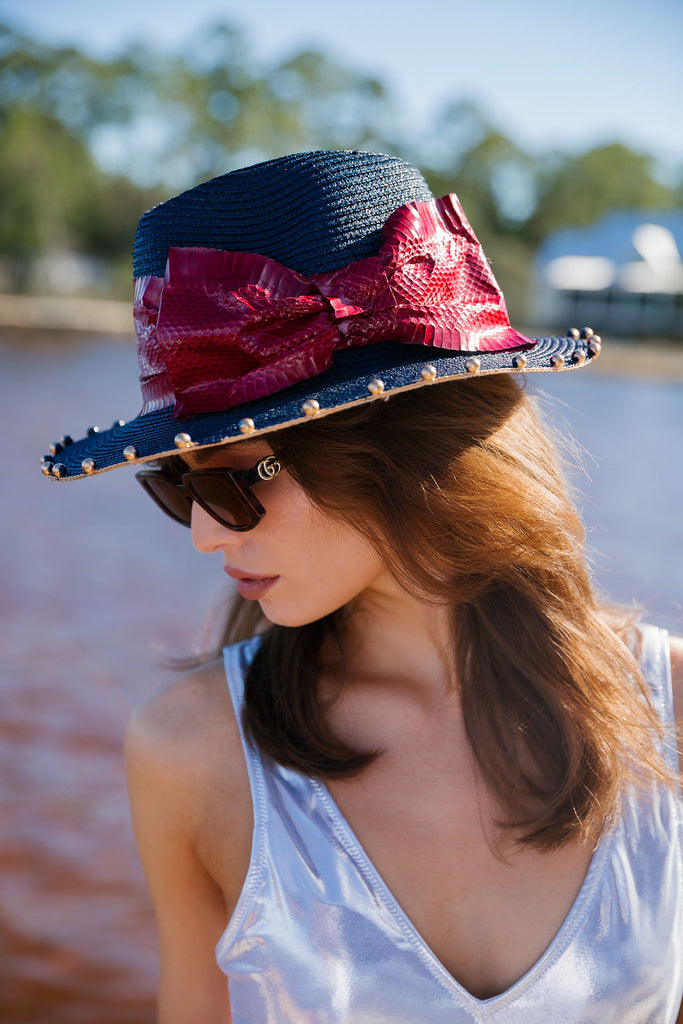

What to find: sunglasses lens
left=137, top=473, right=193, bottom=526
left=186, top=475, right=258, bottom=529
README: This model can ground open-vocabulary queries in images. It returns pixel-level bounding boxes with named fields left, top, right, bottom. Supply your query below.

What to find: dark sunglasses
left=135, top=453, right=283, bottom=531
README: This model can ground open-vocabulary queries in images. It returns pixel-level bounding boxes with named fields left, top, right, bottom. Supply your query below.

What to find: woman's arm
left=670, top=635, right=683, bottom=757
left=125, top=662, right=249, bottom=1023
left=669, top=636, right=683, bottom=1024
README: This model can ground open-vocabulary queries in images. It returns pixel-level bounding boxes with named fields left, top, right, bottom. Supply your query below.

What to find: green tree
left=0, top=22, right=397, bottom=191
left=0, top=104, right=161, bottom=292
left=526, top=143, right=675, bottom=244
left=0, top=20, right=400, bottom=288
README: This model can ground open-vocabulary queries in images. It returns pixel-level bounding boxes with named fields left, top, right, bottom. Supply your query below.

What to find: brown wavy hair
left=210, top=375, right=671, bottom=849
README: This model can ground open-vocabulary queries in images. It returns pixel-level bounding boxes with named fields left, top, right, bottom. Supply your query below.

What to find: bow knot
left=134, top=194, right=529, bottom=418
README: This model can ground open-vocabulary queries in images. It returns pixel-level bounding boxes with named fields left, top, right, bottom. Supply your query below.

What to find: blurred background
left=1, top=0, right=681, bottom=1020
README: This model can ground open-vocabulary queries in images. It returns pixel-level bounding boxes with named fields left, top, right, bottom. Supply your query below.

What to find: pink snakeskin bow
left=134, top=194, right=531, bottom=418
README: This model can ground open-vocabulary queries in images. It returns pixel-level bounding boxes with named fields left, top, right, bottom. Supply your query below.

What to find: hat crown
left=43, top=150, right=595, bottom=483
left=133, top=150, right=434, bottom=279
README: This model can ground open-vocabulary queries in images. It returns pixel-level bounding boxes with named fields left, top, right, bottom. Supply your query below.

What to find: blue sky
left=3, top=0, right=682, bottom=177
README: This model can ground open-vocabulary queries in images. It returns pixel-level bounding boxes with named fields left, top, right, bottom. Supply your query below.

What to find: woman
left=43, top=151, right=683, bottom=1021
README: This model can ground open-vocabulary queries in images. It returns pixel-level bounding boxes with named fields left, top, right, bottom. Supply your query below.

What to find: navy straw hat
left=42, top=150, right=601, bottom=481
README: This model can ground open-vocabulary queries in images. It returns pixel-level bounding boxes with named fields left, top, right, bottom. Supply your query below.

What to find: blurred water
left=530, top=369, right=682, bottom=632
left=1, top=334, right=682, bottom=1022
left=1, top=335, right=223, bottom=1024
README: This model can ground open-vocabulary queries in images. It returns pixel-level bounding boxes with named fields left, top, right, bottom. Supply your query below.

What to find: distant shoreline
left=0, top=293, right=133, bottom=334
left=1, top=293, right=682, bottom=381
left=582, top=338, right=683, bottom=381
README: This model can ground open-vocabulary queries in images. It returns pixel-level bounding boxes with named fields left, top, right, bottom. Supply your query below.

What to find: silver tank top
left=216, top=625, right=683, bottom=1022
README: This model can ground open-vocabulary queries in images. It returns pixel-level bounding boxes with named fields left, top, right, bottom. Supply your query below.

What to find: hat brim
left=44, top=334, right=599, bottom=480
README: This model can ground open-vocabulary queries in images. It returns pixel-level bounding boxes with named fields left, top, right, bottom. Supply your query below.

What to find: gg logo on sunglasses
left=257, top=456, right=281, bottom=480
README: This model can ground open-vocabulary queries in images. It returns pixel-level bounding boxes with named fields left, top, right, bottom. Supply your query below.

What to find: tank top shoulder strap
left=222, top=636, right=268, bottom=830
left=636, top=622, right=676, bottom=771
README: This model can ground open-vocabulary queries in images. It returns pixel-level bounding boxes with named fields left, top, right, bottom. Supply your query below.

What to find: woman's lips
left=225, top=567, right=279, bottom=601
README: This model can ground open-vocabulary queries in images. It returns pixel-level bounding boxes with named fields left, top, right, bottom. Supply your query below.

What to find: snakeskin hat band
left=41, top=149, right=601, bottom=481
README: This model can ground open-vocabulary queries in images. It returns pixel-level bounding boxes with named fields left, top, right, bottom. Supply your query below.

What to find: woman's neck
left=341, top=577, right=455, bottom=702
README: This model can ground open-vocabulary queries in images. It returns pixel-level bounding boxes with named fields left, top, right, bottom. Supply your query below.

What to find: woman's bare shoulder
left=669, top=635, right=683, bottom=727
left=125, top=654, right=244, bottom=799
left=125, top=652, right=253, bottom=896
left=125, top=655, right=253, bottom=989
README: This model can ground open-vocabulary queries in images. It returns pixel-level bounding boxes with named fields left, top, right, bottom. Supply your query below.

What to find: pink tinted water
left=1, top=334, right=227, bottom=1022
left=1, top=333, right=681, bottom=1022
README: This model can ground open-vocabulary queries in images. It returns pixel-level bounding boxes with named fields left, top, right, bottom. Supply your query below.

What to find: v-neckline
left=312, top=776, right=616, bottom=1009
left=227, top=637, right=617, bottom=1008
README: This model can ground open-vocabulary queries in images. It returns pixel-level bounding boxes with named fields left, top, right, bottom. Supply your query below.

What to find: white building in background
left=534, top=211, right=683, bottom=338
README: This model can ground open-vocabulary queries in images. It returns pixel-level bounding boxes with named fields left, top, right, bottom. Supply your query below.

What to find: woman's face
left=185, top=441, right=391, bottom=628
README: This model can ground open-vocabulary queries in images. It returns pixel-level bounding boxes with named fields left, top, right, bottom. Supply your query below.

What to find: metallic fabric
left=217, top=626, right=683, bottom=1022
left=134, top=195, right=531, bottom=418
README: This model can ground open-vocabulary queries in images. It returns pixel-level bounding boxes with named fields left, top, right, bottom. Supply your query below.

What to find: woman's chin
left=257, top=597, right=332, bottom=630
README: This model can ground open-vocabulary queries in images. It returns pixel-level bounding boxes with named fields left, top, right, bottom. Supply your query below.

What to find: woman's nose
left=191, top=502, right=244, bottom=554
